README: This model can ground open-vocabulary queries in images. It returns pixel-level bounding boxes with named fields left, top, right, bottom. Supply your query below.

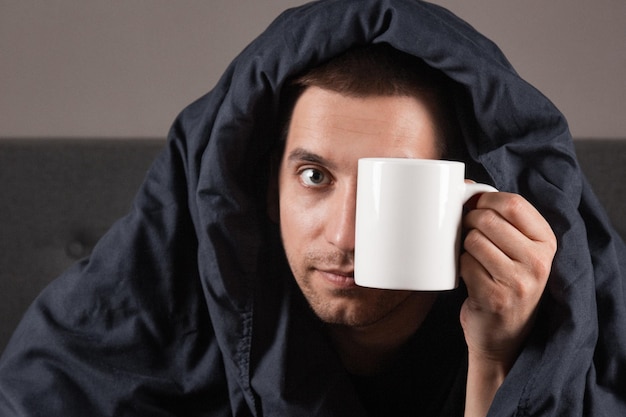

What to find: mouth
left=317, top=268, right=356, bottom=289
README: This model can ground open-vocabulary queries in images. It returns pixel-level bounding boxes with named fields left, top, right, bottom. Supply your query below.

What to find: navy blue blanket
left=1, top=1, right=625, bottom=415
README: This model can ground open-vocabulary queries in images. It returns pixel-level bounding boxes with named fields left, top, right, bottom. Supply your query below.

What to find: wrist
left=464, top=353, right=510, bottom=417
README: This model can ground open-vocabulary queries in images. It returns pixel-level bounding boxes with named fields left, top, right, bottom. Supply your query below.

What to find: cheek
left=279, top=197, right=312, bottom=279
left=279, top=192, right=325, bottom=253
left=280, top=196, right=308, bottom=243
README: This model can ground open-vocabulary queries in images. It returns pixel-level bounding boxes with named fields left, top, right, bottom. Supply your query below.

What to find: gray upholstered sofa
left=1, top=138, right=625, bottom=353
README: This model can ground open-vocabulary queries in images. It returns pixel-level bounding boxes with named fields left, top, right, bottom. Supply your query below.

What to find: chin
left=308, top=298, right=381, bottom=327
left=297, top=274, right=405, bottom=327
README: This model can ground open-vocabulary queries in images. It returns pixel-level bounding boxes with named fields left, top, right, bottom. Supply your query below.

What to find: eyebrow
left=286, top=147, right=337, bottom=170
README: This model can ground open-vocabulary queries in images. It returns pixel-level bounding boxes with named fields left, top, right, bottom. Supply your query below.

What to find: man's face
left=277, top=86, right=441, bottom=327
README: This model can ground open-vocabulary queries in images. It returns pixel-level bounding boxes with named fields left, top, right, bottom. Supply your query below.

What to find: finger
left=463, top=225, right=518, bottom=283
left=463, top=207, right=536, bottom=267
left=464, top=207, right=555, bottom=288
left=472, top=192, right=555, bottom=245
left=459, top=249, right=492, bottom=288
left=459, top=251, right=509, bottom=309
left=461, top=233, right=546, bottom=318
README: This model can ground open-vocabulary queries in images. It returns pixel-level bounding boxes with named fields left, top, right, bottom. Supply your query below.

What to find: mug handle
left=463, top=182, right=498, bottom=202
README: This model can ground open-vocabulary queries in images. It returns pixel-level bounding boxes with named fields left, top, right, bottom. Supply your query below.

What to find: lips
left=317, top=269, right=356, bottom=288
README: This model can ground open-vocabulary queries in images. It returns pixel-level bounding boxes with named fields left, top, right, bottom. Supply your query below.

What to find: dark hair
left=279, top=43, right=460, bottom=157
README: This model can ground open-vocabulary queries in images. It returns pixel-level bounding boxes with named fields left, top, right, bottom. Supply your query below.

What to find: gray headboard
left=1, top=138, right=625, bottom=353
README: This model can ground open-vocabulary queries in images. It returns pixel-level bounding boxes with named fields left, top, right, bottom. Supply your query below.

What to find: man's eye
left=299, top=168, right=330, bottom=187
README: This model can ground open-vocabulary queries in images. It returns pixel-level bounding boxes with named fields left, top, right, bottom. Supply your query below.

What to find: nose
left=325, top=182, right=356, bottom=253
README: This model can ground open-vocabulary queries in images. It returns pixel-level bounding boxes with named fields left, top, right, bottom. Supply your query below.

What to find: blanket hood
left=2, top=1, right=625, bottom=416
left=173, top=0, right=626, bottom=415
left=175, top=0, right=626, bottom=414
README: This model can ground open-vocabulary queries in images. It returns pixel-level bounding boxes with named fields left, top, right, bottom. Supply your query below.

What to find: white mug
left=354, top=158, right=497, bottom=291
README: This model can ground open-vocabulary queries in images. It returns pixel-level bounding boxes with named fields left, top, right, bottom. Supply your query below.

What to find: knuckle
left=502, top=193, right=526, bottom=219
left=484, top=287, right=513, bottom=316
left=475, top=209, right=499, bottom=231
left=464, top=228, right=484, bottom=252
left=546, top=233, right=558, bottom=255
left=508, top=270, right=531, bottom=298
left=528, top=253, right=553, bottom=281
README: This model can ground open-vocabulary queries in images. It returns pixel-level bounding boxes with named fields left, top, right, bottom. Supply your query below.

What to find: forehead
left=283, top=87, right=441, bottom=161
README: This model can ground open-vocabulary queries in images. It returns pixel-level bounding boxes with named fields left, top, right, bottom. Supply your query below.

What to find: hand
left=460, top=191, right=556, bottom=369
left=460, top=192, right=556, bottom=416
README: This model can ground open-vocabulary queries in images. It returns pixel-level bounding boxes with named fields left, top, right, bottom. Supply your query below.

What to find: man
left=272, top=44, right=555, bottom=416
left=1, top=1, right=624, bottom=416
